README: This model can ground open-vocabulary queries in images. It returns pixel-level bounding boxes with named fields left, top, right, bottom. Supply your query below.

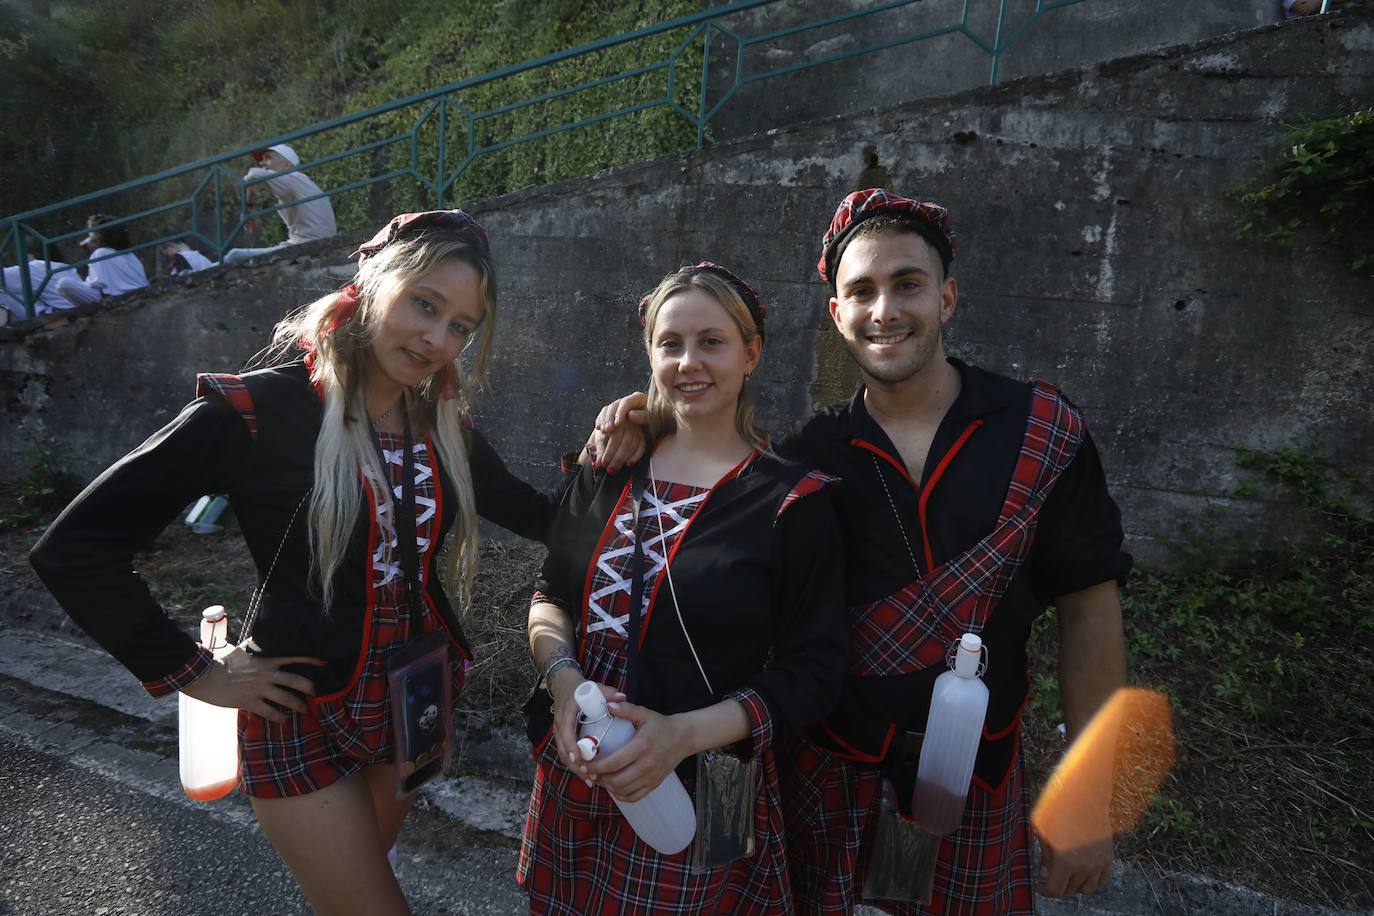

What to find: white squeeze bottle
left=178, top=606, right=240, bottom=801
left=574, top=680, right=696, bottom=854
left=911, top=633, right=990, bottom=836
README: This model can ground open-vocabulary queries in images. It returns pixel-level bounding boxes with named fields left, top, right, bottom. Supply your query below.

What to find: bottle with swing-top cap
left=911, top=633, right=990, bottom=836
left=574, top=680, right=696, bottom=854
left=178, top=606, right=240, bottom=801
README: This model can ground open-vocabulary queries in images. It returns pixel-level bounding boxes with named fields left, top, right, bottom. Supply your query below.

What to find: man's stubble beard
left=844, top=320, right=943, bottom=387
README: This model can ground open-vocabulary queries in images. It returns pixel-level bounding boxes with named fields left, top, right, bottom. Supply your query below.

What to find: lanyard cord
left=648, top=457, right=715, bottom=696
left=238, top=487, right=311, bottom=645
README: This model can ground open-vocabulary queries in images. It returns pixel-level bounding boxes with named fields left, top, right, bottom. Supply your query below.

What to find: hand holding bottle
left=586, top=700, right=693, bottom=803
left=549, top=672, right=623, bottom=782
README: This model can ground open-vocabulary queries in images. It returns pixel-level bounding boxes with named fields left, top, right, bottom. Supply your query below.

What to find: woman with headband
left=519, top=262, right=849, bottom=913
left=31, top=210, right=555, bottom=915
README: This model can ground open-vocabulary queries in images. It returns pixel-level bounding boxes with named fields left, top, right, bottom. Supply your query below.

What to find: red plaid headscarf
left=354, top=209, right=489, bottom=263
left=328, top=209, right=491, bottom=330
left=817, top=188, right=956, bottom=284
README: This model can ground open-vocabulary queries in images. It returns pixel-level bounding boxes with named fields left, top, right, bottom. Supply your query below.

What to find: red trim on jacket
left=312, top=471, right=383, bottom=706
left=917, top=420, right=984, bottom=570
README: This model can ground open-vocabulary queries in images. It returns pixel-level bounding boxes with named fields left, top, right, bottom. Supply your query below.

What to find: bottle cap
left=202, top=605, right=227, bottom=623
left=954, top=633, right=983, bottom=677
left=574, top=681, right=608, bottom=720
left=576, top=736, right=599, bottom=760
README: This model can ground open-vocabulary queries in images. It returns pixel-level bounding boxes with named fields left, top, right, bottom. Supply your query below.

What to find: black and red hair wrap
left=637, top=261, right=768, bottom=339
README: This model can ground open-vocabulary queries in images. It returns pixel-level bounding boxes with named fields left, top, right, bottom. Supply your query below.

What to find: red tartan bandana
left=638, top=261, right=767, bottom=339
left=817, top=188, right=956, bottom=284
left=353, top=209, right=490, bottom=263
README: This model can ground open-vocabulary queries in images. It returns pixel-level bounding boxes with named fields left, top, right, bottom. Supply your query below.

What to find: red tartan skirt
left=237, top=584, right=465, bottom=799
left=517, top=732, right=793, bottom=915
left=780, top=735, right=1034, bottom=916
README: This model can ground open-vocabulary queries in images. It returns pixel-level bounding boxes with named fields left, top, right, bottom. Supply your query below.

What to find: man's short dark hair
left=832, top=214, right=951, bottom=290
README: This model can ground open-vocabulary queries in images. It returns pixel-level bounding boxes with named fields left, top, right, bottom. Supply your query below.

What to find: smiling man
left=780, top=189, right=1131, bottom=914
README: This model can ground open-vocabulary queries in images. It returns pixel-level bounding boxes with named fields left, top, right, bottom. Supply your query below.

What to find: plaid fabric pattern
left=239, top=434, right=462, bottom=797
left=583, top=479, right=706, bottom=640
left=849, top=382, right=1084, bottom=678
left=817, top=188, right=957, bottom=282
left=519, top=688, right=791, bottom=914
left=777, top=470, right=840, bottom=521
left=519, top=487, right=792, bottom=913
left=195, top=373, right=257, bottom=440
left=782, top=736, right=1034, bottom=915
left=141, top=644, right=213, bottom=698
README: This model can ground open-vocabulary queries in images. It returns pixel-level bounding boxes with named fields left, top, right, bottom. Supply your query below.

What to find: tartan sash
left=848, top=381, right=1085, bottom=678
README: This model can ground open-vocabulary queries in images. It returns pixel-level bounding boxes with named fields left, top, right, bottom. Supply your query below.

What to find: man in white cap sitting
left=222, top=143, right=337, bottom=265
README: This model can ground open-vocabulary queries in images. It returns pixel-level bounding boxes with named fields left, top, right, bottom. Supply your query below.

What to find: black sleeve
left=745, top=485, right=849, bottom=742
left=532, top=459, right=605, bottom=612
left=29, top=395, right=253, bottom=683
left=468, top=425, right=558, bottom=544
left=1029, top=430, right=1133, bottom=603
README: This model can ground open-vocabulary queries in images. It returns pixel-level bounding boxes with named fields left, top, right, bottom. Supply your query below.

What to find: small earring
left=745, top=372, right=753, bottom=382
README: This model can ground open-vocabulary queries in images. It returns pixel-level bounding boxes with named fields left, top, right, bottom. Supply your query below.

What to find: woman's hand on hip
left=587, top=700, right=691, bottom=803
left=180, top=646, right=326, bottom=723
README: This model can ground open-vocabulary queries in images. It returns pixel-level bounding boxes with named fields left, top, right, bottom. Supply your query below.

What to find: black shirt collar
left=840, top=356, right=1018, bottom=438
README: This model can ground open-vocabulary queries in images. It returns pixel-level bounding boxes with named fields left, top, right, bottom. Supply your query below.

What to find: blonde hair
left=263, top=232, right=496, bottom=611
left=641, top=268, right=770, bottom=453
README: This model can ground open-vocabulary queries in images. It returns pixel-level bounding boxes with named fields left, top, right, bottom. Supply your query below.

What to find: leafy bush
left=1234, top=108, right=1374, bottom=272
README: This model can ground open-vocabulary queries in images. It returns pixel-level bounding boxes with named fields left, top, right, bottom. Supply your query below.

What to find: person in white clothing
left=1, top=238, right=75, bottom=321
left=162, top=240, right=214, bottom=276
left=222, top=144, right=337, bottom=265
left=56, top=214, right=150, bottom=307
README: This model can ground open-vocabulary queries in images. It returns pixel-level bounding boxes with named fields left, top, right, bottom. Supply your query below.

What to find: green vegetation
left=1, top=0, right=703, bottom=243
left=1234, top=108, right=1374, bottom=272
left=1024, top=444, right=1373, bottom=907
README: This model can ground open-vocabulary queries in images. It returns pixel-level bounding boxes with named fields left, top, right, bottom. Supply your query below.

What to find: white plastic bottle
left=911, top=633, right=990, bottom=836
left=178, top=606, right=240, bottom=801
left=574, top=680, right=696, bottom=854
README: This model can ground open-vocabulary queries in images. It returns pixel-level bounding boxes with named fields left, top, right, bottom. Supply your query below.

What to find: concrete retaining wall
left=2, top=7, right=1371, bottom=564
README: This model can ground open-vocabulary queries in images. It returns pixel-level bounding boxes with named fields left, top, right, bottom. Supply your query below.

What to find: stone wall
left=2, top=7, right=1370, bottom=564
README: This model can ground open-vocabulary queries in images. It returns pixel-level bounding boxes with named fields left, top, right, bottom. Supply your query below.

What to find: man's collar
left=841, top=357, right=1017, bottom=435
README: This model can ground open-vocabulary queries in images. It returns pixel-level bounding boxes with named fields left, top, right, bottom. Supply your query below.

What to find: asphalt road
left=0, top=733, right=531, bottom=915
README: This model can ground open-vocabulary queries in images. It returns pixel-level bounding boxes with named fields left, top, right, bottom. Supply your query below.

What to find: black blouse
left=30, top=361, right=554, bottom=695
left=525, top=452, right=850, bottom=750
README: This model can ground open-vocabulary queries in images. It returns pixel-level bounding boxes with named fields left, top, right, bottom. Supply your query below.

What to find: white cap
left=202, top=605, right=227, bottom=622
left=253, top=143, right=300, bottom=166
left=954, top=633, right=982, bottom=677
left=574, top=680, right=609, bottom=720
left=576, top=736, right=600, bottom=760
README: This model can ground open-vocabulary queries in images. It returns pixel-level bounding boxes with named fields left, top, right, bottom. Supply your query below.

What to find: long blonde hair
left=264, top=232, right=496, bottom=611
left=641, top=268, right=769, bottom=453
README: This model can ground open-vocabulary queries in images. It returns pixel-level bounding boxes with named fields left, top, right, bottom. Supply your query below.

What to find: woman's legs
left=363, top=763, right=420, bottom=851
left=55, top=276, right=101, bottom=306
left=251, top=767, right=414, bottom=916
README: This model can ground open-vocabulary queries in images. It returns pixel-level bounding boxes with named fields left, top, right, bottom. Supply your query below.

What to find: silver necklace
left=369, top=397, right=400, bottom=427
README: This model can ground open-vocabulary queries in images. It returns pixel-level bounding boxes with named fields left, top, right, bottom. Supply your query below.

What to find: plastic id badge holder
left=862, top=778, right=941, bottom=904
left=387, top=630, right=453, bottom=797
left=688, top=748, right=760, bottom=871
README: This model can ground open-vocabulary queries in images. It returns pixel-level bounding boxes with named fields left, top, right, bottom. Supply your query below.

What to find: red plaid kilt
left=236, top=585, right=467, bottom=798
left=517, top=730, right=791, bottom=914
left=781, top=736, right=1034, bottom=916
left=238, top=435, right=464, bottom=798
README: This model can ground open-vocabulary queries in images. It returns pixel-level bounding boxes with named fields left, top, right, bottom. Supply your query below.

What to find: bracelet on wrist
left=542, top=655, right=582, bottom=686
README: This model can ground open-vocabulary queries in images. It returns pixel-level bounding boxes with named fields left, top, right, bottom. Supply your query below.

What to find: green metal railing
left=1, top=0, right=1090, bottom=318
